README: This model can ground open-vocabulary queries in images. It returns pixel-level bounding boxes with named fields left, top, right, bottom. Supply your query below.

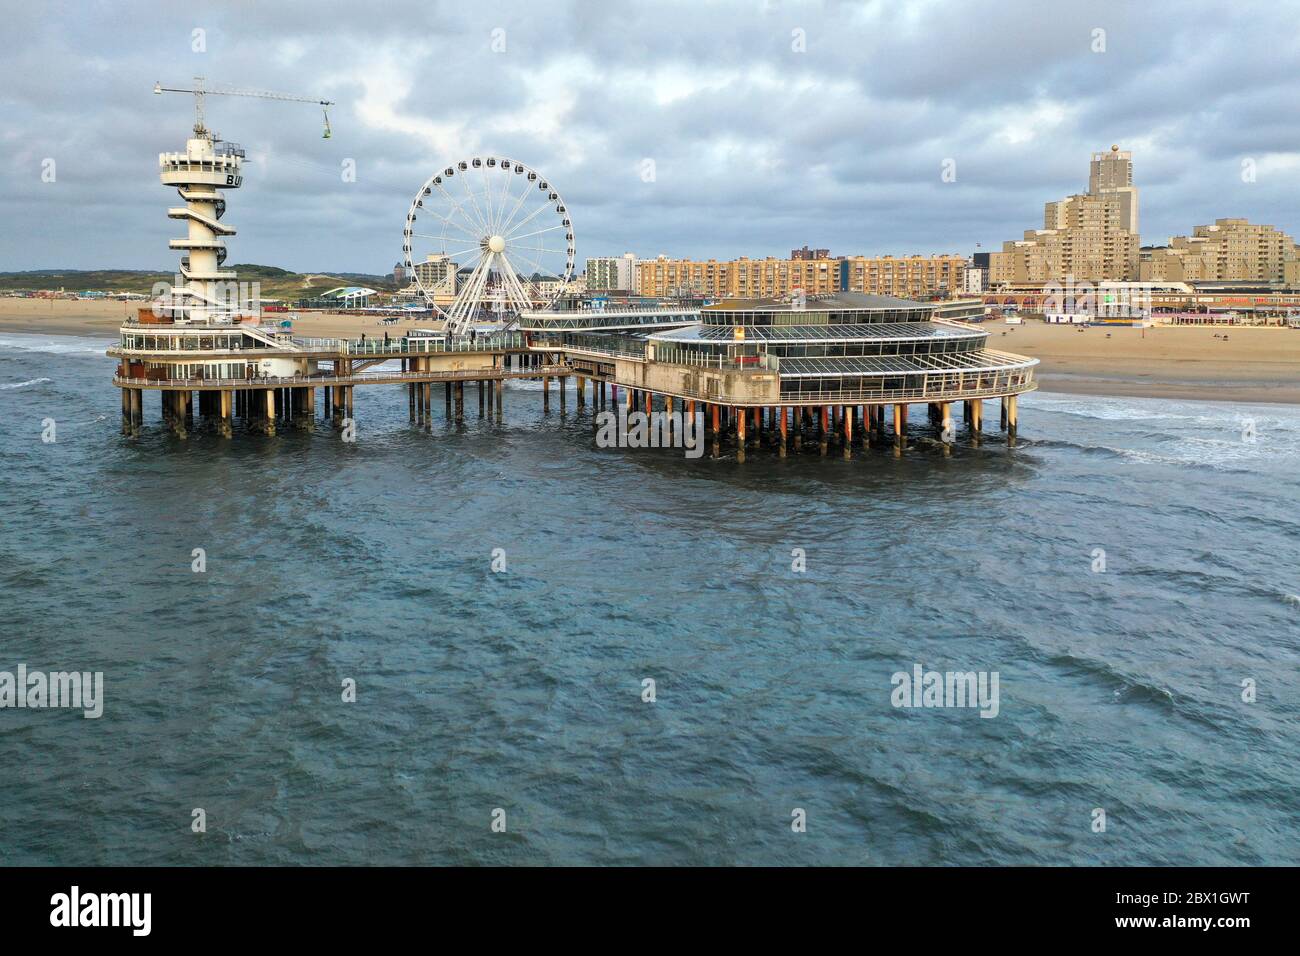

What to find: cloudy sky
left=3, top=0, right=1300, bottom=275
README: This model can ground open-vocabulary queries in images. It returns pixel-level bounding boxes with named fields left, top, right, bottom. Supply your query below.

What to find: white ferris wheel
left=403, top=157, right=575, bottom=335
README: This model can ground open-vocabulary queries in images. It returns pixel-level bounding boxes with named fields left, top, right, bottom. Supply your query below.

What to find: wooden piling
left=736, top=405, right=746, bottom=463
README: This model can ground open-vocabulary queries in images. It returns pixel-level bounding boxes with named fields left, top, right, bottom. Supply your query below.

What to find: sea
left=1, top=331, right=1297, bottom=866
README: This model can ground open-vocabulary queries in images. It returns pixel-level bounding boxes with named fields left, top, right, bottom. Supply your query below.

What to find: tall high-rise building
left=1089, top=146, right=1139, bottom=235
left=990, top=146, right=1141, bottom=284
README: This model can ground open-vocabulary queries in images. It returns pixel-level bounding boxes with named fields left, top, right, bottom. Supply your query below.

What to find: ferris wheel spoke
left=414, top=202, right=481, bottom=241
left=478, top=165, right=499, bottom=236
left=499, top=186, right=534, bottom=236
left=457, top=172, right=492, bottom=238
left=418, top=183, right=485, bottom=241
left=502, top=199, right=552, bottom=238
left=495, top=168, right=520, bottom=235
left=412, top=232, right=480, bottom=253
left=514, top=248, right=547, bottom=281
left=508, top=223, right=565, bottom=243
left=487, top=164, right=511, bottom=235
left=429, top=179, right=475, bottom=225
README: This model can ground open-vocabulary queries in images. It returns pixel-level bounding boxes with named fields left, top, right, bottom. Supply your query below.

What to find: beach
left=992, top=321, right=1300, bottom=403
left=4, top=298, right=1300, bottom=403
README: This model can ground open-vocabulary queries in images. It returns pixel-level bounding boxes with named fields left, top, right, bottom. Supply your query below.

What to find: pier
left=118, top=115, right=1036, bottom=456
left=109, top=307, right=1033, bottom=455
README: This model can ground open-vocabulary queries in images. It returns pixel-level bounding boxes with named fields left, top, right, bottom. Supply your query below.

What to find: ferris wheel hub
left=487, top=235, right=506, bottom=253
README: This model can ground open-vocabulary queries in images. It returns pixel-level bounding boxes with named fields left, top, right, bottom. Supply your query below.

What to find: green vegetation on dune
left=0, top=266, right=398, bottom=298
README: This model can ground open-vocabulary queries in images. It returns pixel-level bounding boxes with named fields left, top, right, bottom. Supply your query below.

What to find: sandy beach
left=4, top=299, right=1300, bottom=403
left=991, top=321, right=1300, bottom=403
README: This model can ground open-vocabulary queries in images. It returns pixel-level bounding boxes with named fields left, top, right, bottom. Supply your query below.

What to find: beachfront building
left=1140, top=219, right=1299, bottom=283
left=635, top=255, right=842, bottom=299
left=990, top=146, right=1141, bottom=285
left=412, top=254, right=457, bottom=295
left=635, top=253, right=969, bottom=301
left=842, top=255, right=968, bottom=299
left=297, top=286, right=377, bottom=309
left=586, top=254, right=637, bottom=291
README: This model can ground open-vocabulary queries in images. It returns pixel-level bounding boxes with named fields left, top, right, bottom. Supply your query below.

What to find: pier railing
left=777, top=368, right=1037, bottom=405
left=113, top=364, right=571, bottom=390
left=291, top=333, right=527, bottom=354
left=650, top=349, right=782, bottom=372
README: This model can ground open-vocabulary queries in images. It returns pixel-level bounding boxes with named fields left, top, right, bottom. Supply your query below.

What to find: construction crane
left=154, top=76, right=334, bottom=139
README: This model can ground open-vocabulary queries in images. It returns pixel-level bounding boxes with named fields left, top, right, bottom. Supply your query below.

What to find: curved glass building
left=647, top=292, right=1037, bottom=406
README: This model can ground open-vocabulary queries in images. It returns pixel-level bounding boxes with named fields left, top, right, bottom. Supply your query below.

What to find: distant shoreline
left=5, top=299, right=1300, bottom=405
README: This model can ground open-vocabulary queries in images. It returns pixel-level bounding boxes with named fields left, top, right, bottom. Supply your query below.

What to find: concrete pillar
left=644, top=391, right=652, bottom=417
left=940, top=402, right=952, bottom=443
left=1006, top=395, right=1018, bottom=442
left=1000, top=398, right=1008, bottom=431
left=542, top=376, right=550, bottom=412
left=778, top=405, right=788, bottom=457
left=218, top=390, right=232, bottom=437
left=893, top=403, right=905, bottom=453
left=843, top=404, right=853, bottom=459
left=577, top=375, right=586, bottom=406
left=455, top=381, right=465, bottom=423
left=971, top=399, right=982, bottom=433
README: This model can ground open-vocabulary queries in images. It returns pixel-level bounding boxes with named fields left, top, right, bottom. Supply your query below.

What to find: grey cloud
left=2, top=0, right=1300, bottom=271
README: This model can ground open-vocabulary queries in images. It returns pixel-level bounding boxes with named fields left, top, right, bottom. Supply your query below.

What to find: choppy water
left=1, top=332, right=1297, bottom=866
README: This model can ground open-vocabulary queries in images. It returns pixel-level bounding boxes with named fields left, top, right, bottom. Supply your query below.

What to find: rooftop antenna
left=154, top=76, right=335, bottom=139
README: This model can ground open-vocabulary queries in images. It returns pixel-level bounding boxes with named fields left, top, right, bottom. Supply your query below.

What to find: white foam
left=0, top=333, right=114, bottom=356
left=1026, top=391, right=1300, bottom=468
left=0, top=377, right=52, bottom=390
